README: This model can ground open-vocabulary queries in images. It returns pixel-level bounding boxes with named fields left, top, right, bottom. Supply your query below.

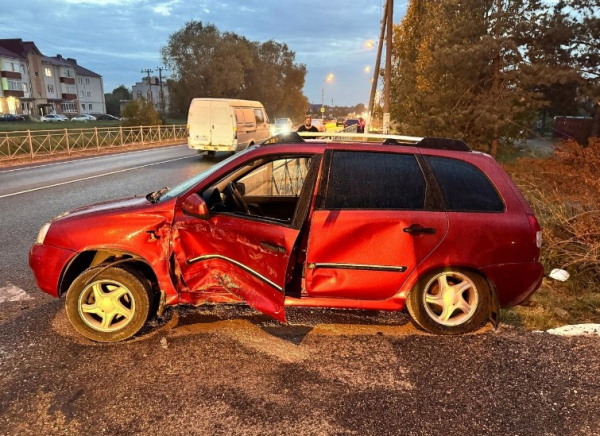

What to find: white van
left=187, top=98, right=270, bottom=156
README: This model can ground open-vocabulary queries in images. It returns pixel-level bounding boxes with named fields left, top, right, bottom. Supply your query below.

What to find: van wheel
left=65, top=265, right=153, bottom=342
left=205, top=151, right=216, bottom=158
left=406, top=269, right=489, bottom=335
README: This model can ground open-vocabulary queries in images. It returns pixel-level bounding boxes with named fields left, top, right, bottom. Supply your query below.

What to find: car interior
left=202, top=155, right=314, bottom=225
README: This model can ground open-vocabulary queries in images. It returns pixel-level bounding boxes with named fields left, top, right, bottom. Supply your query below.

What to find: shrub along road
left=0, top=146, right=598, bottom=434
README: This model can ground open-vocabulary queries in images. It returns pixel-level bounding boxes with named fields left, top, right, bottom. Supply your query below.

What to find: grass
left=502, top=281, right=600, bottom=330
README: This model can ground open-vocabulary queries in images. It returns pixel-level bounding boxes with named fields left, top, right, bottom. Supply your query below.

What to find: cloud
left=153, top=4, right=171, bottom=15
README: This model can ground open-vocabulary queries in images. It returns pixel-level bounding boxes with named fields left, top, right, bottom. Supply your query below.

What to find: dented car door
left=172, top=155, right=320, bottom=322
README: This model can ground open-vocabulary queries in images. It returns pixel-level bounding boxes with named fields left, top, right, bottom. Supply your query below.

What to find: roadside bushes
left=121, top=99, right=162, bottom=127
left=505, top=139, right=600, bottom=288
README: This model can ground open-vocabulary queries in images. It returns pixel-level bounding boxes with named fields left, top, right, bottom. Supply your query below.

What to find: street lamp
left=322, top=73, right=334, bottom=120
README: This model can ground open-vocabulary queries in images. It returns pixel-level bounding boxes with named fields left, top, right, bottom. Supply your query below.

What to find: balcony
left=62, top=93, right=77, bottom=100
left=60, top=76, right=75, bottom=84
left=3, top=90, right=25, bottom=98
left=0, top=71, right=21, bottom=80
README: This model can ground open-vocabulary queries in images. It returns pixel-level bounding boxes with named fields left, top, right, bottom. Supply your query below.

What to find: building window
left=7, top=80, right=21, bottom=91
left=81, top=104, right=85, bottom=110
left=19, top=64, right=25, bottom=73
left=87, top=91, right=91, bottom=97
left=136, top=90, right=142, bottom=98
left=22, top=83, right=28, bottom=93
left=89, top=104, right=92, bottom=110
left=61, top=101, right=76, bottom=113
left=85, top=78, right=90, bottom=84
left=79, top=90, right=84, bottom=98
left=65, top=69, right=73, bottom=77
left=47, top=84, right=54, bottom=94
left=35, top=71, right=39, bottom=78
left=78, top=77, right=82, bottom=84
left=45, top=67, right=52, bottom=77
left=10, top=62, right=16, bottom=72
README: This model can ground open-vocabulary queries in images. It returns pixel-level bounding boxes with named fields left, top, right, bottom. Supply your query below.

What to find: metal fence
left=0, top=124, right=187, bottom=160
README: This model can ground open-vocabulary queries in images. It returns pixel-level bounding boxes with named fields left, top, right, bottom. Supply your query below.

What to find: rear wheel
left=65, top=266, right=153, bottom=342
left=206, top=151, right=216, bottom=158
left=406, top=269, right=489, bottom=335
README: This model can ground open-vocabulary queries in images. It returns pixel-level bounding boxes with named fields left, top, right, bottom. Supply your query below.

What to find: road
left=1, top=145, right=599, bottom=434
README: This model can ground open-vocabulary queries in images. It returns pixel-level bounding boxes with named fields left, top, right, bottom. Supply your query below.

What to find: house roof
left=71, top=63, right=101, bottom=78
left=0, top=39, right=42, bottom=57
left=0, top=46, right=22, bottom=59
left=42, top=55, right=74, bottom=67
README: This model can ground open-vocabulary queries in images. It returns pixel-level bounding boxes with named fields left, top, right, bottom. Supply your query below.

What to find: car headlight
left=36, top=222, right=51, bottom=244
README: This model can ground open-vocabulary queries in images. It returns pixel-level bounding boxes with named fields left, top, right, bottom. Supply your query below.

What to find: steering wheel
left=226, top=182, right=250, bottom=214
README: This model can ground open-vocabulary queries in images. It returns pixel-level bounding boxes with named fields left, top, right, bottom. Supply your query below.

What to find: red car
left=30, top=133, right=543, bottom=342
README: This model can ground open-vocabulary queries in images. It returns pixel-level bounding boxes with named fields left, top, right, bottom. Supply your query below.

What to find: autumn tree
left=104, top=85, right=132, bottom=117
left=391, top=0, right=599, bottom=154
left=121, top=99, right=161, bottom=126
left=162, top=21, right=309, bottom=121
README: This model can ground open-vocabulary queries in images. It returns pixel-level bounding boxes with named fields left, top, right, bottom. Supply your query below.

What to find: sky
left=0, top=0, right=407, bottom=107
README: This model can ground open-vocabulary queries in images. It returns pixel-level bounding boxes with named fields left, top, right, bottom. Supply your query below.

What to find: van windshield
left=158, top=148, right=254, bottom=202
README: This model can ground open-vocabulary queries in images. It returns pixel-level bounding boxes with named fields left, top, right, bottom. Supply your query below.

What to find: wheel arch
left=403, top=264, right=500, bottom=329
left=58, top=248, right=160, bottom=298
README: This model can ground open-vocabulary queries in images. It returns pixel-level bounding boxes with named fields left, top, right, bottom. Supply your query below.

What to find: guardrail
left=0, top=124, right=187, bottom=161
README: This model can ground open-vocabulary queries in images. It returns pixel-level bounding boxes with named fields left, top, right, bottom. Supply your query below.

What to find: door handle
left=260, top=241, right=286, bottom=254
left=403, top=224, right=437, bottom=235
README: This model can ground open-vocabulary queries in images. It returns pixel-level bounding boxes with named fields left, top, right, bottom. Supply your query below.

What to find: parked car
left=71, top=114, right=97, bottom=122
left=0, top=114, right=25, bottom=122
left=41, top=114, right=67, bottom=122
left=29, top=133, right=543, bottom=342
left=336, top=117, right=345, bottom=127
left=187, top=98, right=270, bottom=157
left=95, top=114, right=120, bottom=121
left=344, top=118, right=360, bottom=129
left=270, top=118, right=293, bottom=136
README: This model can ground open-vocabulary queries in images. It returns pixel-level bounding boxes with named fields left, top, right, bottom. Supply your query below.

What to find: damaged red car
left=29, top=133, right=544, bottom=341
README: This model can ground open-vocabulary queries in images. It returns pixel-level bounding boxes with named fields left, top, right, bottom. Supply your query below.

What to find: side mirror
left=181, top=193, right=210, bottom=220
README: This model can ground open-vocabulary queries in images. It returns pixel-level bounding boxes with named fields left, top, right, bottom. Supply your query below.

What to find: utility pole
left=383, top=0, right=393, bottom=134
left=156, top=66, right=167, bottom=114
left=367, top=0, right=389, bottom=133
left=141, top=68, right=153, bottom=103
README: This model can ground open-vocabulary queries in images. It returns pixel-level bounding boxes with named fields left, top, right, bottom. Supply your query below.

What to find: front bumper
left=29, top=243, right=76, bottom=297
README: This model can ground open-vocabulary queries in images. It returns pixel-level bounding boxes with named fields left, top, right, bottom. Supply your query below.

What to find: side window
left=254, top=109, right=264, bottom=124
left=239, top=157, right=311, bottom=197
left=235, top=109, right=243, bottom=124
left=243, top=109, right=255, bottom=125
left=425, top=156, right=504, bottom=212
left=324, top=151, right=426, bottom=210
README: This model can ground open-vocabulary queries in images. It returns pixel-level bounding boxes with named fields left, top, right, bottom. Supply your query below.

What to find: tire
left=65, top=265, right=153, bottom=342
left=206, top=151, right=216, bottom=158
left=406, top=268, right=490, bottom=335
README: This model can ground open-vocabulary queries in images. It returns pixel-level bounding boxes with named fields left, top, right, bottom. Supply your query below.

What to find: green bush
left=121, top=99, right=162, bottom=127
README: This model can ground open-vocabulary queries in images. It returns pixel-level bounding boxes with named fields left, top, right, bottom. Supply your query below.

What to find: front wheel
left=65, top=266, right=153, bottom=342
left=406, top=269, right=490, bottom=335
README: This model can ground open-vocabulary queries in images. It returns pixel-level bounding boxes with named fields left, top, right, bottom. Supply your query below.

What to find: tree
left=105, top=85, right=132, bottom=116
left=121, top=99, right=161, bottom=126
left=391, top=0, right=599, bottom=154
left=161, top=21, right=309, bottom=121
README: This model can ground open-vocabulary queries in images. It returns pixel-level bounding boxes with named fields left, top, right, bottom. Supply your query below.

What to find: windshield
left=276, top=119, right=288, bottom=125
left=159, top=147, right=254, bottom=202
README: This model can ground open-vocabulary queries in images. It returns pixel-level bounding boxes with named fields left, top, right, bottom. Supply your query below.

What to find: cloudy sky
left=0, top=0, right=407, bottom=107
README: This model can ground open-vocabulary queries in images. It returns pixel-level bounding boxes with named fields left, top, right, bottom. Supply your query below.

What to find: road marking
left=0, top=144, right=187, bottom=174
left=0, top=155, right=196, bottom=199
left=0, top=284, right=33, bottom=304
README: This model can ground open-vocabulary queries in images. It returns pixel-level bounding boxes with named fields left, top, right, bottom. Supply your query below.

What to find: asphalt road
left=1, top=145, right=599, bottom=435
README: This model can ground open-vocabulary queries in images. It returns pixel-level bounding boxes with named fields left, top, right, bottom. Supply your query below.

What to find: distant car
left=336, top=117, right=345, bottom=127
left=309, top=118, right=326, bottom=132
left=270, top=118, right=293, bottom=136
left=41, top=114, right=66, bottom=122
left=71, top=114, right=97, bottom=122
left=95, top=114, right=120, bottom=121
left=57, top=114, right=69, bottom=121
left=344, top=119, right=360, bottom=129
left=0, top=114, right=25, bottom=122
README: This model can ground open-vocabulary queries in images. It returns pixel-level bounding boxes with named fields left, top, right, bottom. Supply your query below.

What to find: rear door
left=210, top=101, right=234, bottom=147
left=305, top=150, right=448, bottom=300
left=188, top=100, right=211, bottom=146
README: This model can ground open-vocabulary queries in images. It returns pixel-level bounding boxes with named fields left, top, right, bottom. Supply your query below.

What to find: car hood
left=55, top=196, right=160, bottom=221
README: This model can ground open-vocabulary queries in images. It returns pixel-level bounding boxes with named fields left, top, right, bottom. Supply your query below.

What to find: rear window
left=425, top=156, right=504, bottom=212
left=324, top=151, right=426, bottom=210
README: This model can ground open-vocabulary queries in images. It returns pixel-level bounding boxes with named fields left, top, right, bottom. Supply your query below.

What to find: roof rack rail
left=263, top=132, right=470, bottom=151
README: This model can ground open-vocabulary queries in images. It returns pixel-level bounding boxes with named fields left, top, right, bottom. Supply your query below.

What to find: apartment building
left=0, top=39, right=105, bottom=117
left=131, top=76, right=169, bottom=113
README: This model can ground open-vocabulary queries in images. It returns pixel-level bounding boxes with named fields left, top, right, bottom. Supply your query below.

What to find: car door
left=304, top=149, right=448, bottom=300
left=172, top=154, right=321, bottom=322
left=189, top=100, right=211, bottom=146
left=210, top=101, right=234, bottom=147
